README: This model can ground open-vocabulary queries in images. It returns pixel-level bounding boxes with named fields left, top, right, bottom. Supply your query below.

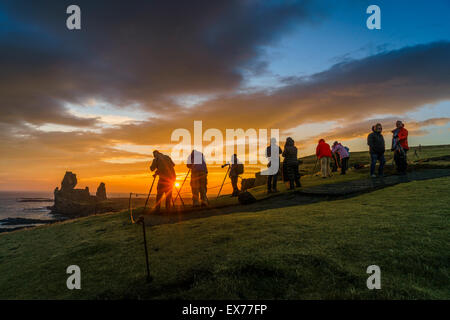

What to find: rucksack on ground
left=238, top=191, right=256, bottom=205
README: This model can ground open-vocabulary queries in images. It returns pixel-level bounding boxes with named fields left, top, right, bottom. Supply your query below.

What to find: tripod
left=217, top=164, right=230, bottom=200
left=174, top=169, right=190, bottom=205
left=143, top=174, right=157, bottom=212
left=313, top=157, right=319, bottom=173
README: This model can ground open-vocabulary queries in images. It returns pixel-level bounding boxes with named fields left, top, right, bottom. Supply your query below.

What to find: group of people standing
left=265, top=137, right=301, bottom=193
left=149, top=150, right=245, bottom=212
left=367, top=120, right=409, bottom=177
left=316, top=140, right=350, bottom=178
left=315, top=120, right=409, bottom=179
left=148, top=120, right=409, bottom=212
left=149, top=149, right=209, bottom=212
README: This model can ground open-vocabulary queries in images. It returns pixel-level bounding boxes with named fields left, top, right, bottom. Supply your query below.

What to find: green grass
left=0, top=176, right=449, bottom=299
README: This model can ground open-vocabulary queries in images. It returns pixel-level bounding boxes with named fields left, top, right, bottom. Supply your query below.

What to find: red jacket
left=397, top=127, right=409, bottom=150
left=316, top=139, right=332, bottom=159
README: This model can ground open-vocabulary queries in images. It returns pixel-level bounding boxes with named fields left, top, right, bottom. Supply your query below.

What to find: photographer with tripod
left=187, top=150, right=208, bottom=207
left=150, top=150, right=176, bottom=213
left=221, top=154, right=244, bottom=197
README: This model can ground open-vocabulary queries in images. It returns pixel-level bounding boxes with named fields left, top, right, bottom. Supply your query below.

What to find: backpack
left=238, top=191, right=256, bottom=205
left=236, top=163, right=244, bottom=175
left=344, top=146, right=350, bottom=153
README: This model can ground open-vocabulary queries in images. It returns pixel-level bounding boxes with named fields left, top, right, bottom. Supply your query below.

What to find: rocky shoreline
left=0, top=217, right=64, bottom=233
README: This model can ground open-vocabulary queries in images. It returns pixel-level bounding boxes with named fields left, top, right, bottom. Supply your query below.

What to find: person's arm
left=279, top=146, right=282, bottom=155
left=316, top=145, right=320, bottom=157
left=367, top=134, right=372, bottom=147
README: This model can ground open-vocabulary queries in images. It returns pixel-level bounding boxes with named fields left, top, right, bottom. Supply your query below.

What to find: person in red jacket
left=316, top=139, right=332, bottom=178
left=391, top=120, right=409, bottom=174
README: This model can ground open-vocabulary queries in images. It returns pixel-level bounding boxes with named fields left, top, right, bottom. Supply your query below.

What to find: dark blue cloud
left=0, top=0, right=322, bottom=126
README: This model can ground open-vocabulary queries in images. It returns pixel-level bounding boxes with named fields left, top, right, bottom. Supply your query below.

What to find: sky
left=0, top=0, right=449, bottom=193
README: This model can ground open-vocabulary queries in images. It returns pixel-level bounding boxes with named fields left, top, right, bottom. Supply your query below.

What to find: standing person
left=187, top=150, right=208, bottom=207
left=150, top=150, right=176, bottom=212
left=332, top=141, right=350, bottom=175
left=391, top=120, right=409, bottom=174
left=367, top=123, right=386, bottom=178
left=228, top=154, right=243, bottom=196
left=266, top=138, right=282, bottom=193
left=315, top=139, right=332, bottom=178
left=282, top=137, right=301, bottom=190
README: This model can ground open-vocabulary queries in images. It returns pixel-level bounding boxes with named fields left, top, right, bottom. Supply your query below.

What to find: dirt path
left=139, top=169, right=450, bottom=227
left=300, top=168, right=450, bottom=196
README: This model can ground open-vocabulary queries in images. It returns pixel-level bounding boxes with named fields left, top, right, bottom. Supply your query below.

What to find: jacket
left=392, top=127, right=409, bottom=151
left=316, top=139, right=332, bottom=159
left=331, top=143, right=349, bottom=160
left=367, top=129, right=385, bottom=154
left=282, top=137, right=299, bottom=165
left=150, top=153, right=176, bottom=180
left=187, top=150, right=208, bottom=173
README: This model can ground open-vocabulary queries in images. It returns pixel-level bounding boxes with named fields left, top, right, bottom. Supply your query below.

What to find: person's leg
left=273, top=173, right=278, bottom=190
left=293, top=164, right=301, bottom=187
left=378, top=153, right=386, bottom=176
left=267, top=175, right=273, bottom=192
left=341, top=158, right=348, bottom=174
left=323, top=157, right=330, bottom=177
left=287, top=164, right=295, bottom=189
left=289, top=180, right=295, bottom=190
left=327, top=157, right=332, bottom=176
left=320, top=157, right=327, bottom=177
left=403, top=150, right=408, bottom=172
left=200, top=174, right=208, bottom=205
left=155, top=192, right=163, bottom=211
left=165, top=190, right=173, bottom=210
left=394, top=150, right=400, bottom=173
left=370, top=153, right=377, bottom=176
left=231, top=176, right=238, bottom=196
left=192, top=187, right=199, bottom=206
left=331, top=154, right=338, bottom=172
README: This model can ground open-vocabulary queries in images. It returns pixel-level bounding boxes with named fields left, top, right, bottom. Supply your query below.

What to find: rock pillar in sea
left=96, top=182, right=107, bottom=201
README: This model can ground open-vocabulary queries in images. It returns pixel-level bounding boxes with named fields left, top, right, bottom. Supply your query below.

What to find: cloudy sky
left=1, top=0, right=449, bottom=192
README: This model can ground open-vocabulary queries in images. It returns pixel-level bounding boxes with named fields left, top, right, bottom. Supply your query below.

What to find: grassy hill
left=0, top=174, right=449, bottom=299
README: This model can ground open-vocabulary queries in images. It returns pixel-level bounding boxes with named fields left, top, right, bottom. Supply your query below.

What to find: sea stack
left=52, top=171, right=107, bottom=217
left=96, top=182, right=107, bottom=201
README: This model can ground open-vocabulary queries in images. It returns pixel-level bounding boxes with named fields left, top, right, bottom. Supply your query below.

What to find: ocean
left=0, top=191, right=55, bottom=221
left=0, top=191, right=134, bottom=230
